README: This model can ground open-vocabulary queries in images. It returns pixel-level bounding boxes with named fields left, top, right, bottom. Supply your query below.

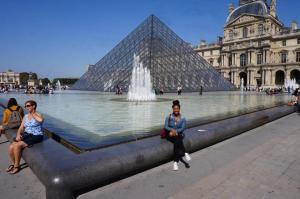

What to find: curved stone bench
left=5, top=105, right=296, bottom=199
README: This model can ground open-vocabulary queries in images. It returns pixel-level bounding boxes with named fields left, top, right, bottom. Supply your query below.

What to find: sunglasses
left=25, top=104, right=32, bottom=108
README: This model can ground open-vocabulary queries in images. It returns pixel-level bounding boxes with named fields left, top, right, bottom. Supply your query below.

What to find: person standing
left=164, top=100, right=191, bottom=170
left=199, top=86, right=203, bottom=95
left=177, top=85, right=182, bottom=95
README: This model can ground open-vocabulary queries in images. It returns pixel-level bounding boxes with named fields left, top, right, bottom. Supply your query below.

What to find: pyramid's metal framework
left=72, top=15, right=234, bottom=92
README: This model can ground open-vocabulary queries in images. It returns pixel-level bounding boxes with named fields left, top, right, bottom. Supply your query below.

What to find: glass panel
left=72, top=15, right=234, bottom=92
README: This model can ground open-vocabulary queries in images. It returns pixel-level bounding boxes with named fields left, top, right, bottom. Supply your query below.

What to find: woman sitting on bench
left=0, top=98, right=24, bottom=135
left=6, top=100, right=44, bottom=174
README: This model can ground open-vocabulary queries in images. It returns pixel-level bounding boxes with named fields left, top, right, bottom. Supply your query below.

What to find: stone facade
left=195, top=0, right=300, bottom=89
left=0, top=71, right=20, bottom=86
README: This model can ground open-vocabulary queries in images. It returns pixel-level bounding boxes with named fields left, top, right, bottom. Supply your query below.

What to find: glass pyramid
left=72, top=15, right=234, bottom=92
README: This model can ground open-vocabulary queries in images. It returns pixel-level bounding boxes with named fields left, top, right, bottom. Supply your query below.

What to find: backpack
left=7, top=106, right=22, bottom=129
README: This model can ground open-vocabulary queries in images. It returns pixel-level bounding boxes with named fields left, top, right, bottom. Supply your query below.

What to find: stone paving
left=79, top=113, right=300, bottom=199
left=1, top=113, right=300, bottom=199
left=0, top=136, right=45, bottom=199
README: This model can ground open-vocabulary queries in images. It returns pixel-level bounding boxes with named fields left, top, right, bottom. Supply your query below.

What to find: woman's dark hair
left=25, top=100, right=37, bottom=110
left=172, top=100, right=180, bottom=108
left=7, top=98, right=18, bottom=108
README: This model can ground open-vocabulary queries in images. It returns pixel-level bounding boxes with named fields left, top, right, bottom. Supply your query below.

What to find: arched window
left=290, top=69, right=300, bottom=84
left=258, top=24, right=263, bottom=35
left=275, top=70, right=285, bottom=85
left=239, top=72, right=247, bottom=87
left=243, top=27, right=248, bottom=38
left=240, top=54, right=247, bottom=66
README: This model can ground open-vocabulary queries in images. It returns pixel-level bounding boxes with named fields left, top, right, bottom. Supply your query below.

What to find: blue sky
left=0, top=0, right=300, bottom=79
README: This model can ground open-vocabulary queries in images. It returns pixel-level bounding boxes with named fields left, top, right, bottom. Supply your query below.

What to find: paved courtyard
left=1, top=113, right=300, bottom=199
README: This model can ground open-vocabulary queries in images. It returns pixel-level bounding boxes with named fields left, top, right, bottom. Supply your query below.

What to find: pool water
left=0, top=91, right=290, bottom=150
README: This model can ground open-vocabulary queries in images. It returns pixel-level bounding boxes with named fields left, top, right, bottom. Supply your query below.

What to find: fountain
left=284, top=79, right=299, bottom=91
left=56, top=80, right=62, bottom=91
left=240, top=78, right=244, bottom=92
left=127, top=54, right=156, bottom=101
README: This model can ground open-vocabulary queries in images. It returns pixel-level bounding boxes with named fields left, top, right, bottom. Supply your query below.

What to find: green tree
left=31, top=73, right=38, bottom=80
left=19, top=72, right=29, bottom=85
left=53, top=78, right=79, bottom=85
left=41, top=78, right=51, bottom=85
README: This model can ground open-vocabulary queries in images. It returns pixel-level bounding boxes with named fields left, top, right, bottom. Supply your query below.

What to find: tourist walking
left=177, top=85, right=182, bottom=95
left=6, top=100, right=44, bottom=174
left=164, top=100, right=191, bottom=170
left=0, top=98, right=24, bottom=136
left=199, top=86, right=203, bottom=95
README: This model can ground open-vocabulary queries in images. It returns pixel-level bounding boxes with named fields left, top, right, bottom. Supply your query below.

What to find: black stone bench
left=4, top=105, right=296, bottom=199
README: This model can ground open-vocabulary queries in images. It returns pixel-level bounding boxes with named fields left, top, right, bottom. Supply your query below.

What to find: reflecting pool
left=0, top=91, right=290, bottom=150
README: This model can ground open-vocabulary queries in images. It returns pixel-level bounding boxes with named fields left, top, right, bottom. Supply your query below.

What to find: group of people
left=115, top=85, right=123, bottom=95
left=0, top=85, right=10, bottom=93
left=24, top=86, right=54, bottom=94
left=0, top=98, right=44, bottom=174
left=265, top=88, right=283, bottom=95
left=2, top=84, right=300, bottom=176
left=0, top=97, right=190, bottom=174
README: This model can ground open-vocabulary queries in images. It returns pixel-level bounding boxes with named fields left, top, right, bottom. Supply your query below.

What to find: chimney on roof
left=228, top=3, right=234, bottom=14
left=217, top=37, right=223, bottom=45
left=270, top=0, right=277, bottom=18
left=199, top=40, right=207, bottom=47
left=291, top=20, right=298, bottom=31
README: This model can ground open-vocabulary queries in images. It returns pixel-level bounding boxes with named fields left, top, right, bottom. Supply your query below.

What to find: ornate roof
left=239, top=0, right=268, bottom=6
left=226, top=0, right=269, bottom=24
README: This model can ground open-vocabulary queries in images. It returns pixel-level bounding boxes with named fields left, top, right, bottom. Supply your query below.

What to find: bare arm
left=32, top=112, right=44, bottom=123
left=16, top=118, right=25, bottom=141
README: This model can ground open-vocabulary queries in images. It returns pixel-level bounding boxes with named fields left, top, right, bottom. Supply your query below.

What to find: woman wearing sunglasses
left=6, top=100, right=44, bottom=174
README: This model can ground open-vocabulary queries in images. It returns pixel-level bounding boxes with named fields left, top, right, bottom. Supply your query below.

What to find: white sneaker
left=173, top=162, right=179, bottom=171
left=185, top=153, right=191, bottom=161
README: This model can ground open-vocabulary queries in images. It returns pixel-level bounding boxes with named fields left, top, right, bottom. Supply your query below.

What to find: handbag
left=160, top=129, right=168, bottom=139
left=160, top=114, right=171, bottom=139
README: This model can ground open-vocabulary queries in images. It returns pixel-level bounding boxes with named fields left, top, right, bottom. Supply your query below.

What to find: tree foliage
left=31, top=73, right=38, bottom=80
left=19, top=72, right=29, bottom=85
left=41, top=78, right=51, bottom=85
left=52, top=78, right=79, bottom=85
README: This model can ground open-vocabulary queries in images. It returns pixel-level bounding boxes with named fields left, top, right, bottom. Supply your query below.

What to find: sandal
left=6, top=165, right=14, bottom=172
left=9, top=166, right=20, bottom=175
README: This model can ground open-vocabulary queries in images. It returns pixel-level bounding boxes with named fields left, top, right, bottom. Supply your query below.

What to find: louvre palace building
left=195, top=0, right=300, bottom=89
